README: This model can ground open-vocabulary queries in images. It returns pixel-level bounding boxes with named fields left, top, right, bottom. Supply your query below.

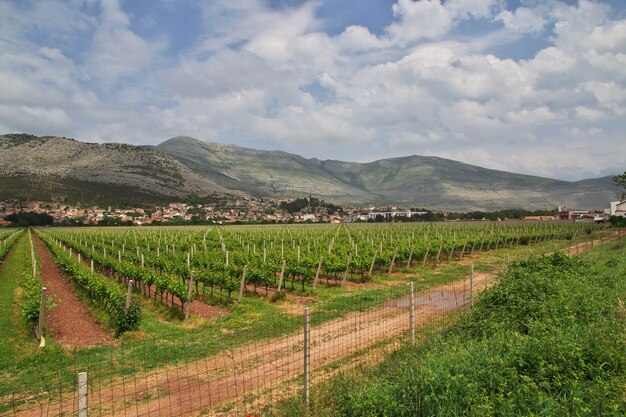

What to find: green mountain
left=156, top=136, right=617, bottom=210
left=0, top=134, right=618, bottom=210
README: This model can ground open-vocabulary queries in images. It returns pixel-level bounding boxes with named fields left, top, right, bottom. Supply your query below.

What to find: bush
left=287, top=249, right=626, bottom=417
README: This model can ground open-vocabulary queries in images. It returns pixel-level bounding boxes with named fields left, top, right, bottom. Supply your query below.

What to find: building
left=606, top=201, right=626, bottom=218
left=367, top=209, right=427, bottom=221
left=522, top=215, right=556, bottom=221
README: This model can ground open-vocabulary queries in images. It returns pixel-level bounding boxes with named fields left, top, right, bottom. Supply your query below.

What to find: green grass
left=0, top=232, right=25, bottom=362
left=1, top=229, right=615, bottom=414
left=270, top=239, right=626, bottom=416
left=0, top=232, right=71, bottom=413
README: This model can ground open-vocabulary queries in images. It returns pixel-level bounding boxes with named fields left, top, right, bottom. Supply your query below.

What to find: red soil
left=33, top=236, right=113, bottom=349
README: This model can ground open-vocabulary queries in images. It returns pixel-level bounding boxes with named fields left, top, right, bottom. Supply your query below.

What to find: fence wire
left=3, top=228, right=622, bottom=417
left=0, top=270, right=492, bottom=417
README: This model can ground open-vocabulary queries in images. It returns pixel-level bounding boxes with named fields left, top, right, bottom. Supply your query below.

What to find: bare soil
left=32, top=235, right=113, bottom=349
left=72, top=248, right=227, bottom=321
left=14, top=272, right=493, bottom=417
left=14, top=232, right=621, bottom=416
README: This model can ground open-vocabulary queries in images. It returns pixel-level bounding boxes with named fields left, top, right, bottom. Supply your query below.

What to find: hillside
left=0, top=134, right=236, bottom=206
left=0, top=134, right=617, bottom=210
left=157, top=136, right=616, bottom=210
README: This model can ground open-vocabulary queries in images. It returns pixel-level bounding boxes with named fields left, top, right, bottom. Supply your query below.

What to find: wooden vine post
left=124, top=280, right=133, bottom=313
left=406, top=246, right=414, bottom=268
left=36, top=287, right=47, bottom=347
left=312, top=257, right=323, bottom=288
left=185, top=272, right=195, bottom=320
left=388, top=250, right=397, bottom=274
left=237, top=266, right=248, bottom=304
left=277, top=260, right=287, bottom=293
left=368, top=250, right=378, bottom=277
left=422, top=244, right=430, bottom=267
left=341, top=253, right=352, bottom=287
left=435, top=241, right=443, bottom=265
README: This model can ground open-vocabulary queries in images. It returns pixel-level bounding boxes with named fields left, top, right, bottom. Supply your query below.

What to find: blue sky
left=1, top=0, right=625, bottom=181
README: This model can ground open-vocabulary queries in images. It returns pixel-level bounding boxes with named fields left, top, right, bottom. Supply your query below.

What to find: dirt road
left=15, top=272, right=493, bottom=417
left=15, top=230, right=622, bottom=416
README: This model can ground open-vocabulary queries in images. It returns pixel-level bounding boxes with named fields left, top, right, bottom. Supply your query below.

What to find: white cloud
left=387, top=0, right=453, bottom=43
left=86, top=0, right=166, bottom=85
left=445, top=0, right=502, bottom=20
left=336, top=25, right=387, bottom=53
left=496, top=7, right=547, bottom=34
left=0, top=0, right=624, bottom=181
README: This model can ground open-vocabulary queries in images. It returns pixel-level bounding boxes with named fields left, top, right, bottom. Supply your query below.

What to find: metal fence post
left=470, top=264, right=474, bottom=304
left=409, top=282, right=415, bottom=345
left=303, top=307, right=311, bottom=409
left=78, top=371, right=88, bottom=417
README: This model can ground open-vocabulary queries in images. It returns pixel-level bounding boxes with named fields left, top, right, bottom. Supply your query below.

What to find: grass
left=269, top=238, right=626, bottom=416
left=1, top=229, right=617, bottom=414
left=0, top=232, right=71, bottom=414
left=0, top=231, right=25, bottom=363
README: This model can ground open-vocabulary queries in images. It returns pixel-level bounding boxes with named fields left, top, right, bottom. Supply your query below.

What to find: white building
left=606, top=201, right=626, bottom=217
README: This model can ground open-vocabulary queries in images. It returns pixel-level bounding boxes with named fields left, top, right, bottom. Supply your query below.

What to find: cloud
left=387, top=0, right=454, bottom=43
left=86, top=0, right=167, bottom=86
left=496, top=7, right=547, bottom=34
left=0, top=0, right=624, bottom=182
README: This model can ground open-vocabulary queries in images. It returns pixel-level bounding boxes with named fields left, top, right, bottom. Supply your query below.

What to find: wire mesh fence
left=0, top=267, right=494, bottom=417
left=5, top=228, right=623, bottom=417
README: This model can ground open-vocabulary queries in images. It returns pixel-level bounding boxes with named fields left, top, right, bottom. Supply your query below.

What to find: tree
left=613, top=171, right=626, bottom=200
left=5, top=211, right=54, bottom=226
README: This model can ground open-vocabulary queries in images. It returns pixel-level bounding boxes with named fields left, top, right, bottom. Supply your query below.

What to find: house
left=607, top=201, right=626, bottom=218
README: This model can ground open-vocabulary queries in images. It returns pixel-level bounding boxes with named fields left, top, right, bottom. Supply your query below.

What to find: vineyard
left=37, top=222, right=599, bottom=316
left=0, top=222, right=622, bottom=416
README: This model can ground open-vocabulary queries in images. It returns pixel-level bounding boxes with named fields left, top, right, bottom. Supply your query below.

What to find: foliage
left=612, top=170, right=626, bottom=199
left=609, top=215, right=626, bottom=227
left=276, top=248, right=626, bottom=416
left=367, top=208, right=555, bottom=222
left=5, top=211, right=53, bottom=226
left=36, top=231, right=141, bottom=334
left=279, top=196, right=343, bottom=214
left=97, top=216, right=134, bottom=226
left=19, top=263, right=43, bottom=323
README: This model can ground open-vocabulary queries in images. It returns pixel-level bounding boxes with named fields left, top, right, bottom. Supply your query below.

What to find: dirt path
left=568, top=230, right=622, bottom=255
left=32, top=236, right=113, bottom=349
left=15, top=272, right=493, bottom=417
left=14, top=231, right=621, bottom=416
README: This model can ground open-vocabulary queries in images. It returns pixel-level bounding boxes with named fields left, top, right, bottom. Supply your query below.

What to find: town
left=1, top=196, right=624, bottom=227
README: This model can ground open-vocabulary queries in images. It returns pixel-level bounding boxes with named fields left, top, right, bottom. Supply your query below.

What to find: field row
left=37, top=222, right=599, bottom=320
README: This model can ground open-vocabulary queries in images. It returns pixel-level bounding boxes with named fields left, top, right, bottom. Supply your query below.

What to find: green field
left=0, top=223, right=621, bottom=415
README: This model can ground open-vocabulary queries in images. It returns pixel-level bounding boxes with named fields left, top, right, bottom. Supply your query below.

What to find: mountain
left=156, top=136, right=617, bottom=210
left=0, top=134, right=238, bottom=206
left=0, top=134, right=618, bottom=210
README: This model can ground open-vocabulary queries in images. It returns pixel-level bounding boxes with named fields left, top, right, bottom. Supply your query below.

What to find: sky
left=0, top=0, right=625, bottom=181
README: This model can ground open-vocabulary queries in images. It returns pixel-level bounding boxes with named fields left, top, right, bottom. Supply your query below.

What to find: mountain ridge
left=0, top=133, right=618, bottom=210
